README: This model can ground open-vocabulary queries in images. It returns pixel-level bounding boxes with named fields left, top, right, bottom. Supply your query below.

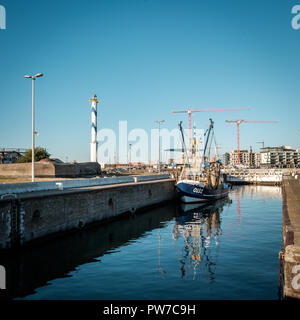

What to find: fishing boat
left=175, top=118, right=230, bottom=203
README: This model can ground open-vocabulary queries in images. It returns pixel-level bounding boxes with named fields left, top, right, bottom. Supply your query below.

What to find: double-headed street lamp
left=24, top=73, right=43, bottom=182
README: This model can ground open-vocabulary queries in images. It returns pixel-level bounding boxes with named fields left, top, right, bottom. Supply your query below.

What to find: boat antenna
left=198, top=118, right=214, bottom=173
left=178, top=121, right=189, bottom=160
left=202, top=119, right=214, bottom=161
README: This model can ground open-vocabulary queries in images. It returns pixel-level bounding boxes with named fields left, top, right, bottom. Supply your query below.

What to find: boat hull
left=176, top=180, right=230, bottom=203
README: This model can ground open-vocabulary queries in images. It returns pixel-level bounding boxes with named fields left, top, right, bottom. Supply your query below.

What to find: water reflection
left=230, top=185, right=281, bottom=224
left=0, top=203, right=177, bottom=299
left=231, top=184, right=282, bottom=199
left=172, top=198, right=231, bottom=281
left=157, top=228, right=166, bottom=279
left=0, top=185, right=282, bottom=300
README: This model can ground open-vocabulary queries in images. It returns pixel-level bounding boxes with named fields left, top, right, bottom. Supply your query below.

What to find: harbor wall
left=0, top=162, right=101, bottom=178
left=222, top=168, right=284, bottom=185
left=0, top=178, right=175, bottom=250
left=281, top=177, right=300, bottom=299
left=0, top=174, right=170, bottom=196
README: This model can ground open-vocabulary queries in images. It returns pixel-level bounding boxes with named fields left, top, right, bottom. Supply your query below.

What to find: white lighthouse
left=90, top=94, right=99, bottom=162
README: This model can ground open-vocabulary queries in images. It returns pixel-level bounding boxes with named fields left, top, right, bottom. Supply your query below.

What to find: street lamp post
left=129, top=143, right=132, bottom=168
left=155, top=120, right=165, bottom=172
left=24, top=73, right=43, bottom=182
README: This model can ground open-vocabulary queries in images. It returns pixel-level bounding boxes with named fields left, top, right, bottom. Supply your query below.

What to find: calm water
left=2, top=185, right=282, bottom=300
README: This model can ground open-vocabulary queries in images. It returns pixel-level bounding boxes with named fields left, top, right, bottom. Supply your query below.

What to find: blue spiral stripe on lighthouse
left=92, top=106, right=97, bottom=133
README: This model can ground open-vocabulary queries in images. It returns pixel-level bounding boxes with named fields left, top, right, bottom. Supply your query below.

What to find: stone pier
left=0, top=176, right=176, bottom=250
left=281, top=176, right=300, bottom=299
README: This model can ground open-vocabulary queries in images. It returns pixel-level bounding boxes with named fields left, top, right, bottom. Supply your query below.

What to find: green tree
left=18, top=147, right=51, bottom=163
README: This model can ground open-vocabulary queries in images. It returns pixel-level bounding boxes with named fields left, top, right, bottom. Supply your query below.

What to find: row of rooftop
left=223, top=145, right=300, bottom=168
left=2, top=145, right=300, bottom=169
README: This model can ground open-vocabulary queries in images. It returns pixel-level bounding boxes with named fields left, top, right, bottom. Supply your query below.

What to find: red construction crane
left=171, top=108, right=249, bottom=147
left=225, top=120, right=278, bottom=165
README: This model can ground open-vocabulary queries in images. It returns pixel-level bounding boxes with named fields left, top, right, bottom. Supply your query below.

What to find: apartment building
left=260, top=146, right=300, bottom=168
left=227, top=150, right=261, bottom=167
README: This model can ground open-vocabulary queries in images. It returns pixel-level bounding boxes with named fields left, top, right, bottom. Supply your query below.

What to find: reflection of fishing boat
left=172, top=197, right=230, bottom=280
left=176, top=119, right=230, bottom=203
left=180, top=201, right=209, bottom=213
left=180, top=197, right=231, bottom=214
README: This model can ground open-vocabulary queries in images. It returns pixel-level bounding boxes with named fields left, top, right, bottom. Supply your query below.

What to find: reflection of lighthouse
left=90, top=94, right=98, bottom=162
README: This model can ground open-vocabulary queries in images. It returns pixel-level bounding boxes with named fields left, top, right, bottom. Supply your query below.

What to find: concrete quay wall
left=0, top=174, right=170, bottom=197
left=222, top=168, right=284, bottom=185
left=0, top=162, right=101, bottom=178
left=0, top=178, right=176, bottom=250
left=281, top=177, right=300, bottom=299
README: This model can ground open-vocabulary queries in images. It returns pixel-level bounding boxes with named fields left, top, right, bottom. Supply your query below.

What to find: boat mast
left=178, top=121, right=188, bottom=160
left=202, top=118, right=214, bottom=163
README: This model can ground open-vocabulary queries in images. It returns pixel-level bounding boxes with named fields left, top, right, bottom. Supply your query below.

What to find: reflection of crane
left=225, top=120, right=278, bottom=165
left=171, top=108, right=249, bottom=149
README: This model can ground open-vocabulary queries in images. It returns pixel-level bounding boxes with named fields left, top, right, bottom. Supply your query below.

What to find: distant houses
left=0, top=148, right=27, bottom=164
left=222, top=145, right=300, bottom=168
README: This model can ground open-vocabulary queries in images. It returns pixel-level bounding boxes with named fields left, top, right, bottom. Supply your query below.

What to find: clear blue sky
left=0, top=0, right=300, bottom=162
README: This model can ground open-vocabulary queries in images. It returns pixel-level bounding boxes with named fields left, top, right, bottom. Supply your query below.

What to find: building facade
left=223, top=146, right=300, bottom=168
left=260, top=146, right=300, bottom=168
left=227, top=150, right=261, bottom=167
left=222, top=153, right=230, bottom=166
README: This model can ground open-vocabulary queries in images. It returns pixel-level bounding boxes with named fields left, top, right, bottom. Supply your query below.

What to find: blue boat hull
left=176, top=181, right=230, bottom=203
